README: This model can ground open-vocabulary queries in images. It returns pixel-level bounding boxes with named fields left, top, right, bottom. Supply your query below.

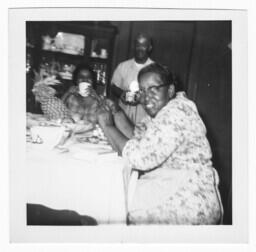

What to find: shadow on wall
left=187, top=21, right=232, bottom=224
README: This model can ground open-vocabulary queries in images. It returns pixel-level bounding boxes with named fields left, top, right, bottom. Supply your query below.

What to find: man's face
left=134, top=37, right=151, bottom=63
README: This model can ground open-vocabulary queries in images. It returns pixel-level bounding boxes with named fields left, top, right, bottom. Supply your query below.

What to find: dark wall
left=111, top=21, right=195, bottom=89
left=187, top=21, right=232, bottom=224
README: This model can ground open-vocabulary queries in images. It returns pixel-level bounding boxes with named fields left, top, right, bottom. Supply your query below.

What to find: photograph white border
left=8, top=7, right=247, bottom=244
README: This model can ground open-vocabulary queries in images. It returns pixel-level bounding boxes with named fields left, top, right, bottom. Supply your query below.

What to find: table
left=26, top=137, right=127, bottom=225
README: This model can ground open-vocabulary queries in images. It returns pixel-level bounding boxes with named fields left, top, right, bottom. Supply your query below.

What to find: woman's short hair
left=138, top=63, right=182, bottom=91
left=72, top=63, right=96, bottom=89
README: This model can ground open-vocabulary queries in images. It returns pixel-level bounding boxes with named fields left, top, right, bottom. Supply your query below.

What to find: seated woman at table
left=97, top=63, right=223, bottom=225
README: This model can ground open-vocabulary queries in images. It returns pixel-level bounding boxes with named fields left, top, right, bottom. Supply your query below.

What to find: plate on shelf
left=62, top=48, right=81, bottom=55
left=59, top=72, right=72, bottom=80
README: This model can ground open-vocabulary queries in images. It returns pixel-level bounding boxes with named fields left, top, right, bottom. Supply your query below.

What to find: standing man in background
left=110, top=33, right=154, bottom=125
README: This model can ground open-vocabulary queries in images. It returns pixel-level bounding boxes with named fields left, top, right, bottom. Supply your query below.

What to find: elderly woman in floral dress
left=97, top=63, right=223, bottom=225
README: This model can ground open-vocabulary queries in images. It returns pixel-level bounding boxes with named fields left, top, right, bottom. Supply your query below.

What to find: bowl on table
left=30, top=126, right=71, bottom=150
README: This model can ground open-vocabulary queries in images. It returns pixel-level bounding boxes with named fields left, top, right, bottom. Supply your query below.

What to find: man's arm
left=110, top=63, right=125, bottom=101
left=110, top=84, right=123, bottom=100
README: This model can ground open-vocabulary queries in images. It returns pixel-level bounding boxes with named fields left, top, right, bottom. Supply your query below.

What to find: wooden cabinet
left=26, top=21, right=117, bottom=112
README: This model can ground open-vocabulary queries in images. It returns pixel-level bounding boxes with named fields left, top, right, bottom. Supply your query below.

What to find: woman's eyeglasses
left=137, top=83, right=170, bottom=97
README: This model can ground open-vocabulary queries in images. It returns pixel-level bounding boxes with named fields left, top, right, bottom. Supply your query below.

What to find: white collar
left=176, top=91, right=186, bottom=98
left=134, top=58, right=152, bottom=68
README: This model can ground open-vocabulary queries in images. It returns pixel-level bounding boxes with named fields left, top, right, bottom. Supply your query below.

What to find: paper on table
left=72, top=150, right=118, bottom=162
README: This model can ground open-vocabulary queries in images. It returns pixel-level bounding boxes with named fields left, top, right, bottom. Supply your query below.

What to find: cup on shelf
left=91, top=51, right=98, bottom=58
left=100, top=49, right=108, bottom=59
left=42, top=35, right=52, bottom=50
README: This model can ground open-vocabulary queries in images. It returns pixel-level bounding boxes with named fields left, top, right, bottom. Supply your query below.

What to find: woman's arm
left=101, top=125, right=128, bottom=155
left=113, top=110, right=134, bottom=139
left=97, top=108, right=129, bottom=155
left=122, top=108, right=185, bottom=171
left=103, top=98, right=134, bottom=139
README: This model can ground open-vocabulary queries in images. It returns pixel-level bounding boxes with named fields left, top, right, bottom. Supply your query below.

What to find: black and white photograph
left=8, top=7, right=248, bottom=243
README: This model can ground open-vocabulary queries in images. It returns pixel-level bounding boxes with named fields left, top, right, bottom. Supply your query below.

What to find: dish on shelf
left=62, top=48, right=82, bottom=55
left=59, top=72, right=72, bottom=80
left=42, top=32, right=85, bottom=56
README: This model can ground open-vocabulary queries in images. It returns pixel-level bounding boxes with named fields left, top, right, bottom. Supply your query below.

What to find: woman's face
left=76, top=69, right=93, bottom=85
left=139, top=72, right=170, bottom=117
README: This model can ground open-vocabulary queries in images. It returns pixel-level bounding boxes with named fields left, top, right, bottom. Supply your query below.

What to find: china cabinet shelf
left=26, top=21, right=118, bottom=104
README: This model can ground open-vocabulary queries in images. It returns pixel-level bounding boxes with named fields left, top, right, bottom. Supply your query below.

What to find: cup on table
left=30, top=126, right=67, bottom=150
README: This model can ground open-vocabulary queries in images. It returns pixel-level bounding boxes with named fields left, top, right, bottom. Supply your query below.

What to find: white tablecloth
left=26, top=139, right=126, bottom=224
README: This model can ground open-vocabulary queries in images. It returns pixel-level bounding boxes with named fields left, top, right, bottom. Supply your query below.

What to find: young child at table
left=64, top=92, right=99, bottom=125
left=64, top=92, right=109, bottom=144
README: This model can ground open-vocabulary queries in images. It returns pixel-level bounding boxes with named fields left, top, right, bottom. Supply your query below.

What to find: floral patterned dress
left=122, top=92, right=223, bottom=225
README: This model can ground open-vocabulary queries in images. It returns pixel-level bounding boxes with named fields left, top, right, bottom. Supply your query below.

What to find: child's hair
left=72, top=63, right=96, bottom=90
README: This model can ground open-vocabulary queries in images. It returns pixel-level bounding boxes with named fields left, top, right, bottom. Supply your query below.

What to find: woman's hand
left=97, top=107, right=114, bottom=128
left=134, top=121, right=147, bottom=139
left=104, top=99, right=120, bottom=114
